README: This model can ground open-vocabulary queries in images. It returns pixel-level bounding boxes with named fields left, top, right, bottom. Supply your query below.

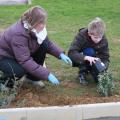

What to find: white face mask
left=32, top=27, right=47, bottom=45
left=23, top=21, right=47, bottom=45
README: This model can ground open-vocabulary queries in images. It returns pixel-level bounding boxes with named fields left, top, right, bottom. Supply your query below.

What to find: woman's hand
left=84, top=56, right=99, bottom=65
left=48, top=73, right=60, bottom=85
left=60, top=53, right=72, bottom=66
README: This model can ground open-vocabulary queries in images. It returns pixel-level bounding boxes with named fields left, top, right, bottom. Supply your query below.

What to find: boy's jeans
left=73, top=60, right=109, bottom=83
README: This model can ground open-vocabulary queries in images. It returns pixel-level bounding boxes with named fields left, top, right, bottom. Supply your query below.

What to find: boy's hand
left=84, top=56, right=99, bottom=65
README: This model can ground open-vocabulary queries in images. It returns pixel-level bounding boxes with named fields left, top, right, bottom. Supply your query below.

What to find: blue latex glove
left=48, top=73, right=60, bottom=85
left=60, top=53, right=72, bottom=66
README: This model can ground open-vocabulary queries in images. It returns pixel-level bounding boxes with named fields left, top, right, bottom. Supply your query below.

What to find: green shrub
left=97, top=71, right=115, bottom=97
left=0, top=71, right=23, bottom=108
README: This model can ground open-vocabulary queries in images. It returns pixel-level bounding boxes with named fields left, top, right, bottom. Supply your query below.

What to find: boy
left=68, top=17, right=110, bottom=85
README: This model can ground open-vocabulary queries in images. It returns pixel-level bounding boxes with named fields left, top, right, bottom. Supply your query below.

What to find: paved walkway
left=0, top=0, right=28, bottom=5
left=87, top=117, right=120, bottom=120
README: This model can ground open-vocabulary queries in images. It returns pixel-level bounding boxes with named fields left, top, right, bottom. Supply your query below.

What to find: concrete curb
left=0, top=0, right=31, bottom=5
left=0, top=102, right=120, bottom=120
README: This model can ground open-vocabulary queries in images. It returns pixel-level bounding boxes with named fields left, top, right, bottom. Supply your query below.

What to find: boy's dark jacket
left=68, top=28, right=110, bottom=64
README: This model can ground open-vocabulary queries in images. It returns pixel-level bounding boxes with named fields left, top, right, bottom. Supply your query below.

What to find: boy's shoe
left=25, top=78, right=45, bottom=88
left=79, top=73, right=88, bottom=85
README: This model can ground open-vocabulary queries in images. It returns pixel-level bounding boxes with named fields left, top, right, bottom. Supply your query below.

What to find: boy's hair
left=21, top=6, right=47, bottom=30
left=88, top=17, right=106, bottom=36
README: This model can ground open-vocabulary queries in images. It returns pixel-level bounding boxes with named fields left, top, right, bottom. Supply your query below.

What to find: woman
left=0, top=6, right=72, bottom=88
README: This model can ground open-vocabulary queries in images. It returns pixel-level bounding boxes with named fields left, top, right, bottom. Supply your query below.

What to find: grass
left=0, top=0, right=120, bottom=101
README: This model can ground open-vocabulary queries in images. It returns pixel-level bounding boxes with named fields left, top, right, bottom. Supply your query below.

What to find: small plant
left=97, top=71, right=115, bottom=97
left=0, top=77, right=23, bottom=108
left=0, top=65, right=23, bottom=108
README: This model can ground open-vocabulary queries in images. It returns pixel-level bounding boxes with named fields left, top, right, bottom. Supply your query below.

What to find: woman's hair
left=88, top=17, right=106, bottom=36
left=21, top=6, right=47, bottom=30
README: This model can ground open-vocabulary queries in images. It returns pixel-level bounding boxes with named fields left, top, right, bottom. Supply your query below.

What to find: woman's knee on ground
left=0, top=58, right=25, bottom=79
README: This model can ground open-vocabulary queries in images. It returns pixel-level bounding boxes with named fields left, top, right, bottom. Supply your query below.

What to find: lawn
left=0, top=0, right=120, bottom=107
